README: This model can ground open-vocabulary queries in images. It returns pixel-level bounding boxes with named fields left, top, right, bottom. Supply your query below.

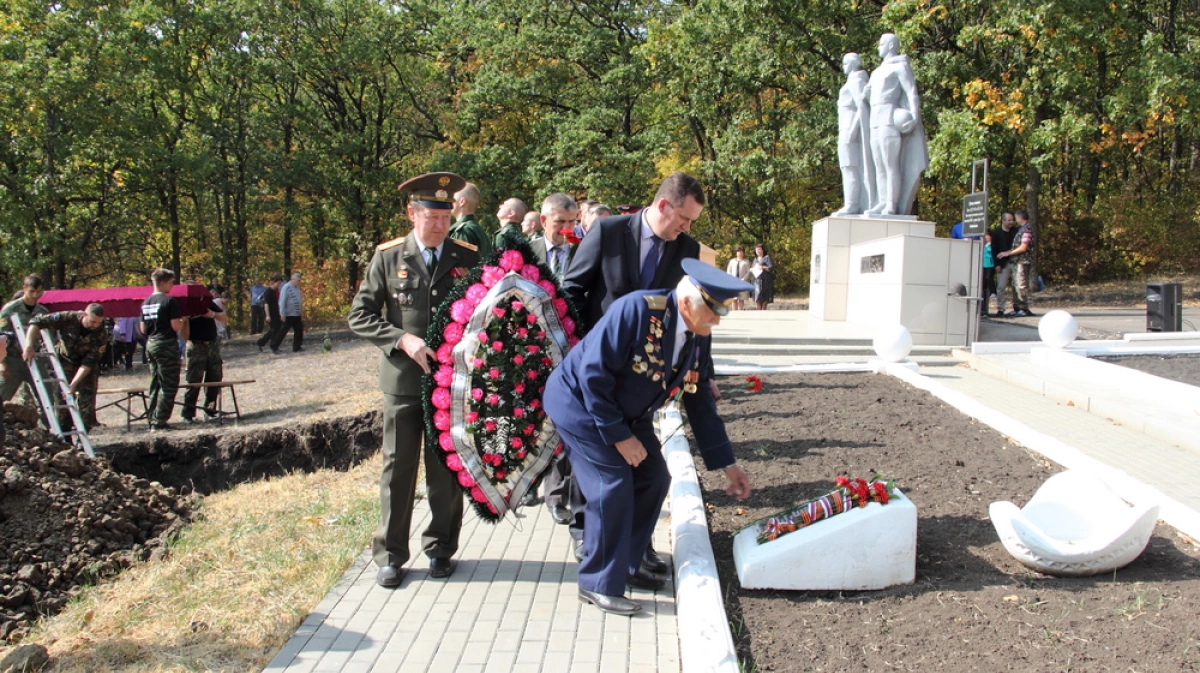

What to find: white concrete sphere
left=1038, top=310, right=1078, bottom=348
left=873, top=324, right=913, bottom=362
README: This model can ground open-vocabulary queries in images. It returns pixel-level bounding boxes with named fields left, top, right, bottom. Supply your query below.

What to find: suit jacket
left=348, top=235, right=480, bottom=396
left=531, top=237, right=576, bottom=278
left=543, top=290, right=733, bottom=470
left=562, top=212, right=701, bottom=333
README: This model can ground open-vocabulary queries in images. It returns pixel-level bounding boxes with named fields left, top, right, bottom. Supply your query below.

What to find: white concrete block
left=732, top=490, right=916, bottom=591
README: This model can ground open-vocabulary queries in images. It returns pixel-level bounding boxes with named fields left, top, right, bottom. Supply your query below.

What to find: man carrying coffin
left=544, top=259, right=753, bottom=615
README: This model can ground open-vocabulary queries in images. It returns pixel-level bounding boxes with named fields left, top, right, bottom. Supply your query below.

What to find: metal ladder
left=9, top=314, right=96, bottom=457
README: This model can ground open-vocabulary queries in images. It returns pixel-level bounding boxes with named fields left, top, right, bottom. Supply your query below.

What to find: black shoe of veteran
left=578, top=588, right=641, bottom=616
left=642, top=546, right=669, bottom=574
left=626, top=568, right=666, bottom=591
left=429, top=557, right=454, bottom=578
left=549, top=506, right=571, bottom=525
left=376, top=565, right=404, bottom=588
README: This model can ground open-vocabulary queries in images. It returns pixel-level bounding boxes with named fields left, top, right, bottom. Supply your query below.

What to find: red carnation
left=492, top=341, right=504, bottom=352
left=513, top=355, right=524, bottom=365
left=485, top=420, right=497, bottom=432
left=514, top=407, right=526, bottom=418
left=560, top=227, right=581, bottom=245
left=495, top=469, right=507, bottom=480
left=526, top=370, right=538, bottom=380
left=514, top=382, right=526, bottom=394
left=745, top=375, right=763, bottom=392
left=511, top=437, right=524, bottom=449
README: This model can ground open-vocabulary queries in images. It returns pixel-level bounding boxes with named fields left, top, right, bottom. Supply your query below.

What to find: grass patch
left=19, top=454, right=381, bottom=672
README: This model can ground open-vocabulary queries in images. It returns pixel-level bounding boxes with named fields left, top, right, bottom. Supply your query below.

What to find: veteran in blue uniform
left=348, top=172, right=480, bottom=588
left=544, top=259, right=753, bottom=615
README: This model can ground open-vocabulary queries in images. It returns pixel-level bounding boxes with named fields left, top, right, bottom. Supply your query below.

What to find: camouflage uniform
left=1, top=330, right=19, bottom=444
left=0, top=299, right=49, bottom=405
left=28, top=311, right=109, bottom=430
left=182, top=340, right=223, bottom=420
left=146, top=339, right=181, bottom=427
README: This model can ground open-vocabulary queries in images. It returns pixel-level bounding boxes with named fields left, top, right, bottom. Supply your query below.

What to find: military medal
left=398, top=268, right=408, bottom=279
left=683, top=370, right=699, bottom=394
left=632, top=356, right=648, bottom=374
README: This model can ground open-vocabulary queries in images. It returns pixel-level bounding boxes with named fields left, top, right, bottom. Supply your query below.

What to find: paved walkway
left=264, top=309, right=1200, bottom=673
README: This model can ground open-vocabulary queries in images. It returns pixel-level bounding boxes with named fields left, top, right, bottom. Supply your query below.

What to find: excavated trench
left=98, top=411, right=383, bottom=495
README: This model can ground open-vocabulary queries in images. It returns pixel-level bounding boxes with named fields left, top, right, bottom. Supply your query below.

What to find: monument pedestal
left=809, top=216, right=935, bottom=321
left=733, top=490, right=917, bottom=591
left=846, top=235, right=980, bottom=346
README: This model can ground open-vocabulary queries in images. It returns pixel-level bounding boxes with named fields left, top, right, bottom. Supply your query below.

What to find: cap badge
left=438, top=176, right=450, bottom=186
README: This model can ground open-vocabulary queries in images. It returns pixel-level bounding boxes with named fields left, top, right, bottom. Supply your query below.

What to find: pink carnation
left=487, top=367, right=499, bottom=380
left=514, top=407, right=525, bottom=418
left=523, top=424, right=535, bottom=436
left=443, top=321, right=464, bottom=345
left=516, top=449, right=528, bottom=459
left=436, top=343, right=454, bottom=365
left=510, top=437, right=524, bottom=450
left=450, top=299, right=474, bottom=325
left=517, top=328, right=528, bottom=338
left=526, top=345, right=540, bottom=354
left=512, top=355, right=524, bottom=366
left=466, top=283, right=489, bottom=305
left=492, top=307, right=506, bottom=319
left=520, top=264, right=541, bottom=282
left=537, top=280, right=557, bottom=297
left=553, top=298, right=568, bottom=317
left=439, top=431, right=455, bottom=452
left=495, top=469, right=507, bottom=480
left=434, top=365, right=454, bottom=388
left=486, top=501, right=499, bottom=515
left=470, top=486, right=487, bottom=503
left=526, top=369, right=538, bottom=380
left=485, top=420, right=497, bottom=432
left=472, top=357, right=484, bottom=369
left=466, top=411, right=479, bottom=423
left=446, top=453, right=463, bottom=471
left=481, top=265, right=505, bottom=287
left=537, top=330, right=547, bottom=339
left=528, top=399, right=540, bottom=409
left=434, top=409, right=452, bottom=431
left=541, top=357, right=552, bottom=367
left=458, top=470, right=476, bottom=488
left=525, top=313, right=538, bottom=324
left=514, top=383, right=526, bottom=394
left=477, top=331, right=489, bottom=343
left=431, top=387, right=452, bottom=410
left=512, top=301, right=524, bottom=312
left=568, top=335, right=581, bottom=347
left=471, top=388, right=484, bottom=401
left=562, top=317, right=576, bottom=336
left=492, top=341, right=503, bottom=352
left=486, top=393, right=500, bottom=406
left=500, top=250, right=525, bottom=271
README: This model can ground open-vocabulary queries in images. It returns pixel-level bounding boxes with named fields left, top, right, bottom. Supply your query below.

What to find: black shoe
left=578, top=588, right=641, bottom=616
left=376, top=565, right=404, bottom=588
left=573, top=539, right=584, bottom=562
left=642, top=546, right=668, bottom=574
left=294, top=347, right=305, bottom=352
left=270, top=348, right=282, bottom=354
left=549, top=506, right=571, bottom=525
left=626, top=568, right=666, bottom=591
left=429, top=557, right=454, bottom=579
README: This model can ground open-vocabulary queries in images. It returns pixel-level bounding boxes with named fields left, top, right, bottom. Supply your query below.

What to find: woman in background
left=751, top=243, right=774, bottom=311
left=725, top=246, right=752, bottom=310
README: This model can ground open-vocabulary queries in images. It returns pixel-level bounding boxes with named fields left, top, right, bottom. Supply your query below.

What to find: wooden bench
left=97, top=379, right=255, bottom=430
left=95, top=386, right=150, bottom=431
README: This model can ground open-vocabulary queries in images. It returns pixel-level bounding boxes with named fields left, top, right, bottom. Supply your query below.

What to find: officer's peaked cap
left=681, top=258, right=753, bottom=316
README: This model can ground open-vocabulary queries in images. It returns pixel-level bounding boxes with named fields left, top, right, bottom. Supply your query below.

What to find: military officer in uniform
left=348, top=172, right=481, bottom=588
left=544, top=259, right=753, bottom=615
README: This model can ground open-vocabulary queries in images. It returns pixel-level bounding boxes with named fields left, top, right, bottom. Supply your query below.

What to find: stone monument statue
left=833, top=53, right=874, bottom=216
left=862, top=33, right=928, bottom=217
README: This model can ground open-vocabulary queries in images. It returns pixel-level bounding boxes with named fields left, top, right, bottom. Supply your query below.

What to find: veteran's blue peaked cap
left=682, top=258, right=753, bottom=316
left=398, top=172, right=465, bottom=210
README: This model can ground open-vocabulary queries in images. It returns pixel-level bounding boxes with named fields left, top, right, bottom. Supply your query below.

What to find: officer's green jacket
left=348, top=235, right=480, bottom=396
left=448, top=214, right=492, bottom=261
left=493, top=221, right=524, bottom=249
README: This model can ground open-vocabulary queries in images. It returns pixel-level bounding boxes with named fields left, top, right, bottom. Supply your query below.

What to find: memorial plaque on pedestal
left=962, top=192, right=988, bottom=237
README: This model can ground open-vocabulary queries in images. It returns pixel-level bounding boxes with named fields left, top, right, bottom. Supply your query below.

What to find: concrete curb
left=662, top=407, right=739, bottom=673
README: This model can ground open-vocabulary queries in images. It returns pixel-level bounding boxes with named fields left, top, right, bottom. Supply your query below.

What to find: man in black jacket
left=557, top=171, right=705, bottom=571
left=256, top=274, right=283, bottom=353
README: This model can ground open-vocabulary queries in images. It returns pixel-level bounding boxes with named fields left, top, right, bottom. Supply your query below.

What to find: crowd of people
left=956, top=209, right=1038, bottom=317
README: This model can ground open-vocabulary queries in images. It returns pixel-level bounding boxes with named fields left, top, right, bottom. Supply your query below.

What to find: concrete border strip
left=884, top=363, right=1200, bottom=540
left=661, top=407, right=739, bottom=673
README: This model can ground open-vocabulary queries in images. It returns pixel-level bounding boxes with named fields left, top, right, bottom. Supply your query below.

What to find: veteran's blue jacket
left=544, top=289, right=735, bottom=471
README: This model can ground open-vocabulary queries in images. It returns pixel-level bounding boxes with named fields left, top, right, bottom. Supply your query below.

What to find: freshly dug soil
left=0, top=404, right=194, bottom=643
left=1095, top=353, right=1200, bottom=388
left=699, top=372, right=1200, bottom=672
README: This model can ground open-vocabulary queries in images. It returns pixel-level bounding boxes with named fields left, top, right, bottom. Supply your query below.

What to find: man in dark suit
left=558, top=171, right=705, bottom=569
left=348, top=172, right=480, bottom=588
left=530, top=193, right=579, bottom=280
left=544, top=259, right=753, bottom=615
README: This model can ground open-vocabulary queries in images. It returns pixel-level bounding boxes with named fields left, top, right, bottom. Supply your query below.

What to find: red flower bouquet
left=747, top=474, right=897, bottom=544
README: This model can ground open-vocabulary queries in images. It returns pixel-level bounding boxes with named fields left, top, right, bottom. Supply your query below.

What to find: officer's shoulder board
left=449, top=238, right=478, bottom=252
left=376, top=236, right=405, bottom=251
left=643, top=295, right=667, bottom=311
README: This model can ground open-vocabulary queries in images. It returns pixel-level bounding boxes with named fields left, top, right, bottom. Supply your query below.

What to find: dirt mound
left=0, top=403, right=195, bottom=643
